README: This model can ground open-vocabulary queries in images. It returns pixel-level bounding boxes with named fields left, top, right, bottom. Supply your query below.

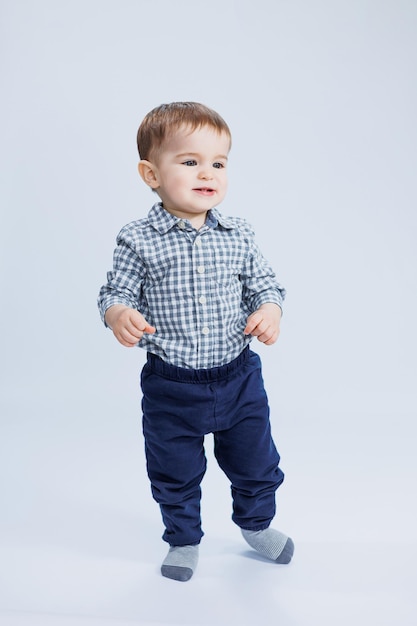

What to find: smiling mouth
left=193, top=187, right=215, bottom=195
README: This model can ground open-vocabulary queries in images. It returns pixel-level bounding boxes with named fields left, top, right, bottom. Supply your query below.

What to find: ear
left=138, top=160, right=160, bottom=189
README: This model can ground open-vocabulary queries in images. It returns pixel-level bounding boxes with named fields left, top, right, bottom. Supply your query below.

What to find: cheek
left=172, top=171, right=191, bottom=185
left=164, top=173, right=187, bottom=192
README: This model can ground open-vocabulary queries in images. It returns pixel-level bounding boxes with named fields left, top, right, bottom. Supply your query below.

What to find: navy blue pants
left=140, top=347, right=284, bottom=546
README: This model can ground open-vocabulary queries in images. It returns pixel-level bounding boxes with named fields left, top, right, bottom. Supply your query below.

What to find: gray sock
left=241, top=528, right=294, bottom=564
left=161, top=545, right=199, bottom=582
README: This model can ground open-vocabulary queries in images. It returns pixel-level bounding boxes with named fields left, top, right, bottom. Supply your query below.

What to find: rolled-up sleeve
left=97, top=230, right=146, bottom=326
left=240, top=225, right=286, bottom=313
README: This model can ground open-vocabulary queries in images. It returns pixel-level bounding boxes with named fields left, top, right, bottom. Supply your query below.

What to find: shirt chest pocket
left=213, top=263, right=242, bottom=292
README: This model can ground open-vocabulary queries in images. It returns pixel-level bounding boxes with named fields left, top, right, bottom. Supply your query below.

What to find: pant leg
left=141, top=361, right=210, bottom=546
left=213, top=350, right=284, bottom=530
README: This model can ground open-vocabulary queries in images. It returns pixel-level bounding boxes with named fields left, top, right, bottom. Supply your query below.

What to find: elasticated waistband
left=146, top=346, right=251, bottom=383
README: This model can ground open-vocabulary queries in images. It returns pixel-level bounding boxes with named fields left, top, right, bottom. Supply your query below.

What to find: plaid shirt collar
left=148, top=202, right=235, bottom=234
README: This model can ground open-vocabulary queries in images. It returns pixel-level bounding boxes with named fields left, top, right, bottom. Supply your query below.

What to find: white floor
left=0, top=538, right=415, bottom=626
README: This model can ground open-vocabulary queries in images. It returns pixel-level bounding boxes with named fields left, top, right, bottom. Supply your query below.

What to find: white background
left=1, top=1, right=416, bottom=624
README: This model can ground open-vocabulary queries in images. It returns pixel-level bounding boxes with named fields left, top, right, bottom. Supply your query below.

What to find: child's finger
left=130, top=313, right=156, bottom=335
left=244, top=312, right=263, bottom=335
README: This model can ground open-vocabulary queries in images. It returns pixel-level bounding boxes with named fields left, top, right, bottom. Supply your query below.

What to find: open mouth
left=193, top=187, right=215, bottom=195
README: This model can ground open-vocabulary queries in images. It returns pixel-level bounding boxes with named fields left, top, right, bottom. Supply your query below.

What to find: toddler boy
left=98, top=102, right=294, bottom=581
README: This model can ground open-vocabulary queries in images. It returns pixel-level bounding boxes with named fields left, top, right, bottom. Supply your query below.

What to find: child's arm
left=244, top=303, right=282, bottom=346
left=105, top=304, right=156, bottom=348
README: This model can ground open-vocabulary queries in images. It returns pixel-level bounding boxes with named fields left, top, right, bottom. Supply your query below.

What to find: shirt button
left=197, top=265, right=205, bottom=274
left=195, top=237, right=202, bottom=247
left=178, top=220, right=185, bottom=229
left=199, top=296, right=207, bottom=304
left=202, top=326, right=210, bottom=335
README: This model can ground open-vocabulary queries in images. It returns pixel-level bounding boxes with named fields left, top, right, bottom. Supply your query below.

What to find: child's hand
left=244, top=303, right=282, bottom=345
left=105, top=305, right=156, bottom=347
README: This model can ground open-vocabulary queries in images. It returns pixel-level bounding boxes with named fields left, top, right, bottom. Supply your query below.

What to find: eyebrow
left=176, top=152, right=228, bottom=160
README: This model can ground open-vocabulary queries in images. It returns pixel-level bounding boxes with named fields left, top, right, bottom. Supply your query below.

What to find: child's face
left=141, top=125, right=230, bottom=228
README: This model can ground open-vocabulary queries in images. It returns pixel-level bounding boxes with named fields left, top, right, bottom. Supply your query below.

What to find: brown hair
left=137, top=101, right=231, bottom=161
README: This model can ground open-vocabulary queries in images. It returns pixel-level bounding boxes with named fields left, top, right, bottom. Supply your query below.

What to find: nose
left=198, top=166, right=213, bottom=180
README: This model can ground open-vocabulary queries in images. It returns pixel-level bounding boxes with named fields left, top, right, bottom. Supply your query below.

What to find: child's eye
left=183, top=160, right=197, bottom=166
left=213, top=162, right=225, bottom=169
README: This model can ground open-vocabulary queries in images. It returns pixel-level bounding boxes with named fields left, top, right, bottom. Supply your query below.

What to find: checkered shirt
left=98, top=202, right=286, bottom=369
